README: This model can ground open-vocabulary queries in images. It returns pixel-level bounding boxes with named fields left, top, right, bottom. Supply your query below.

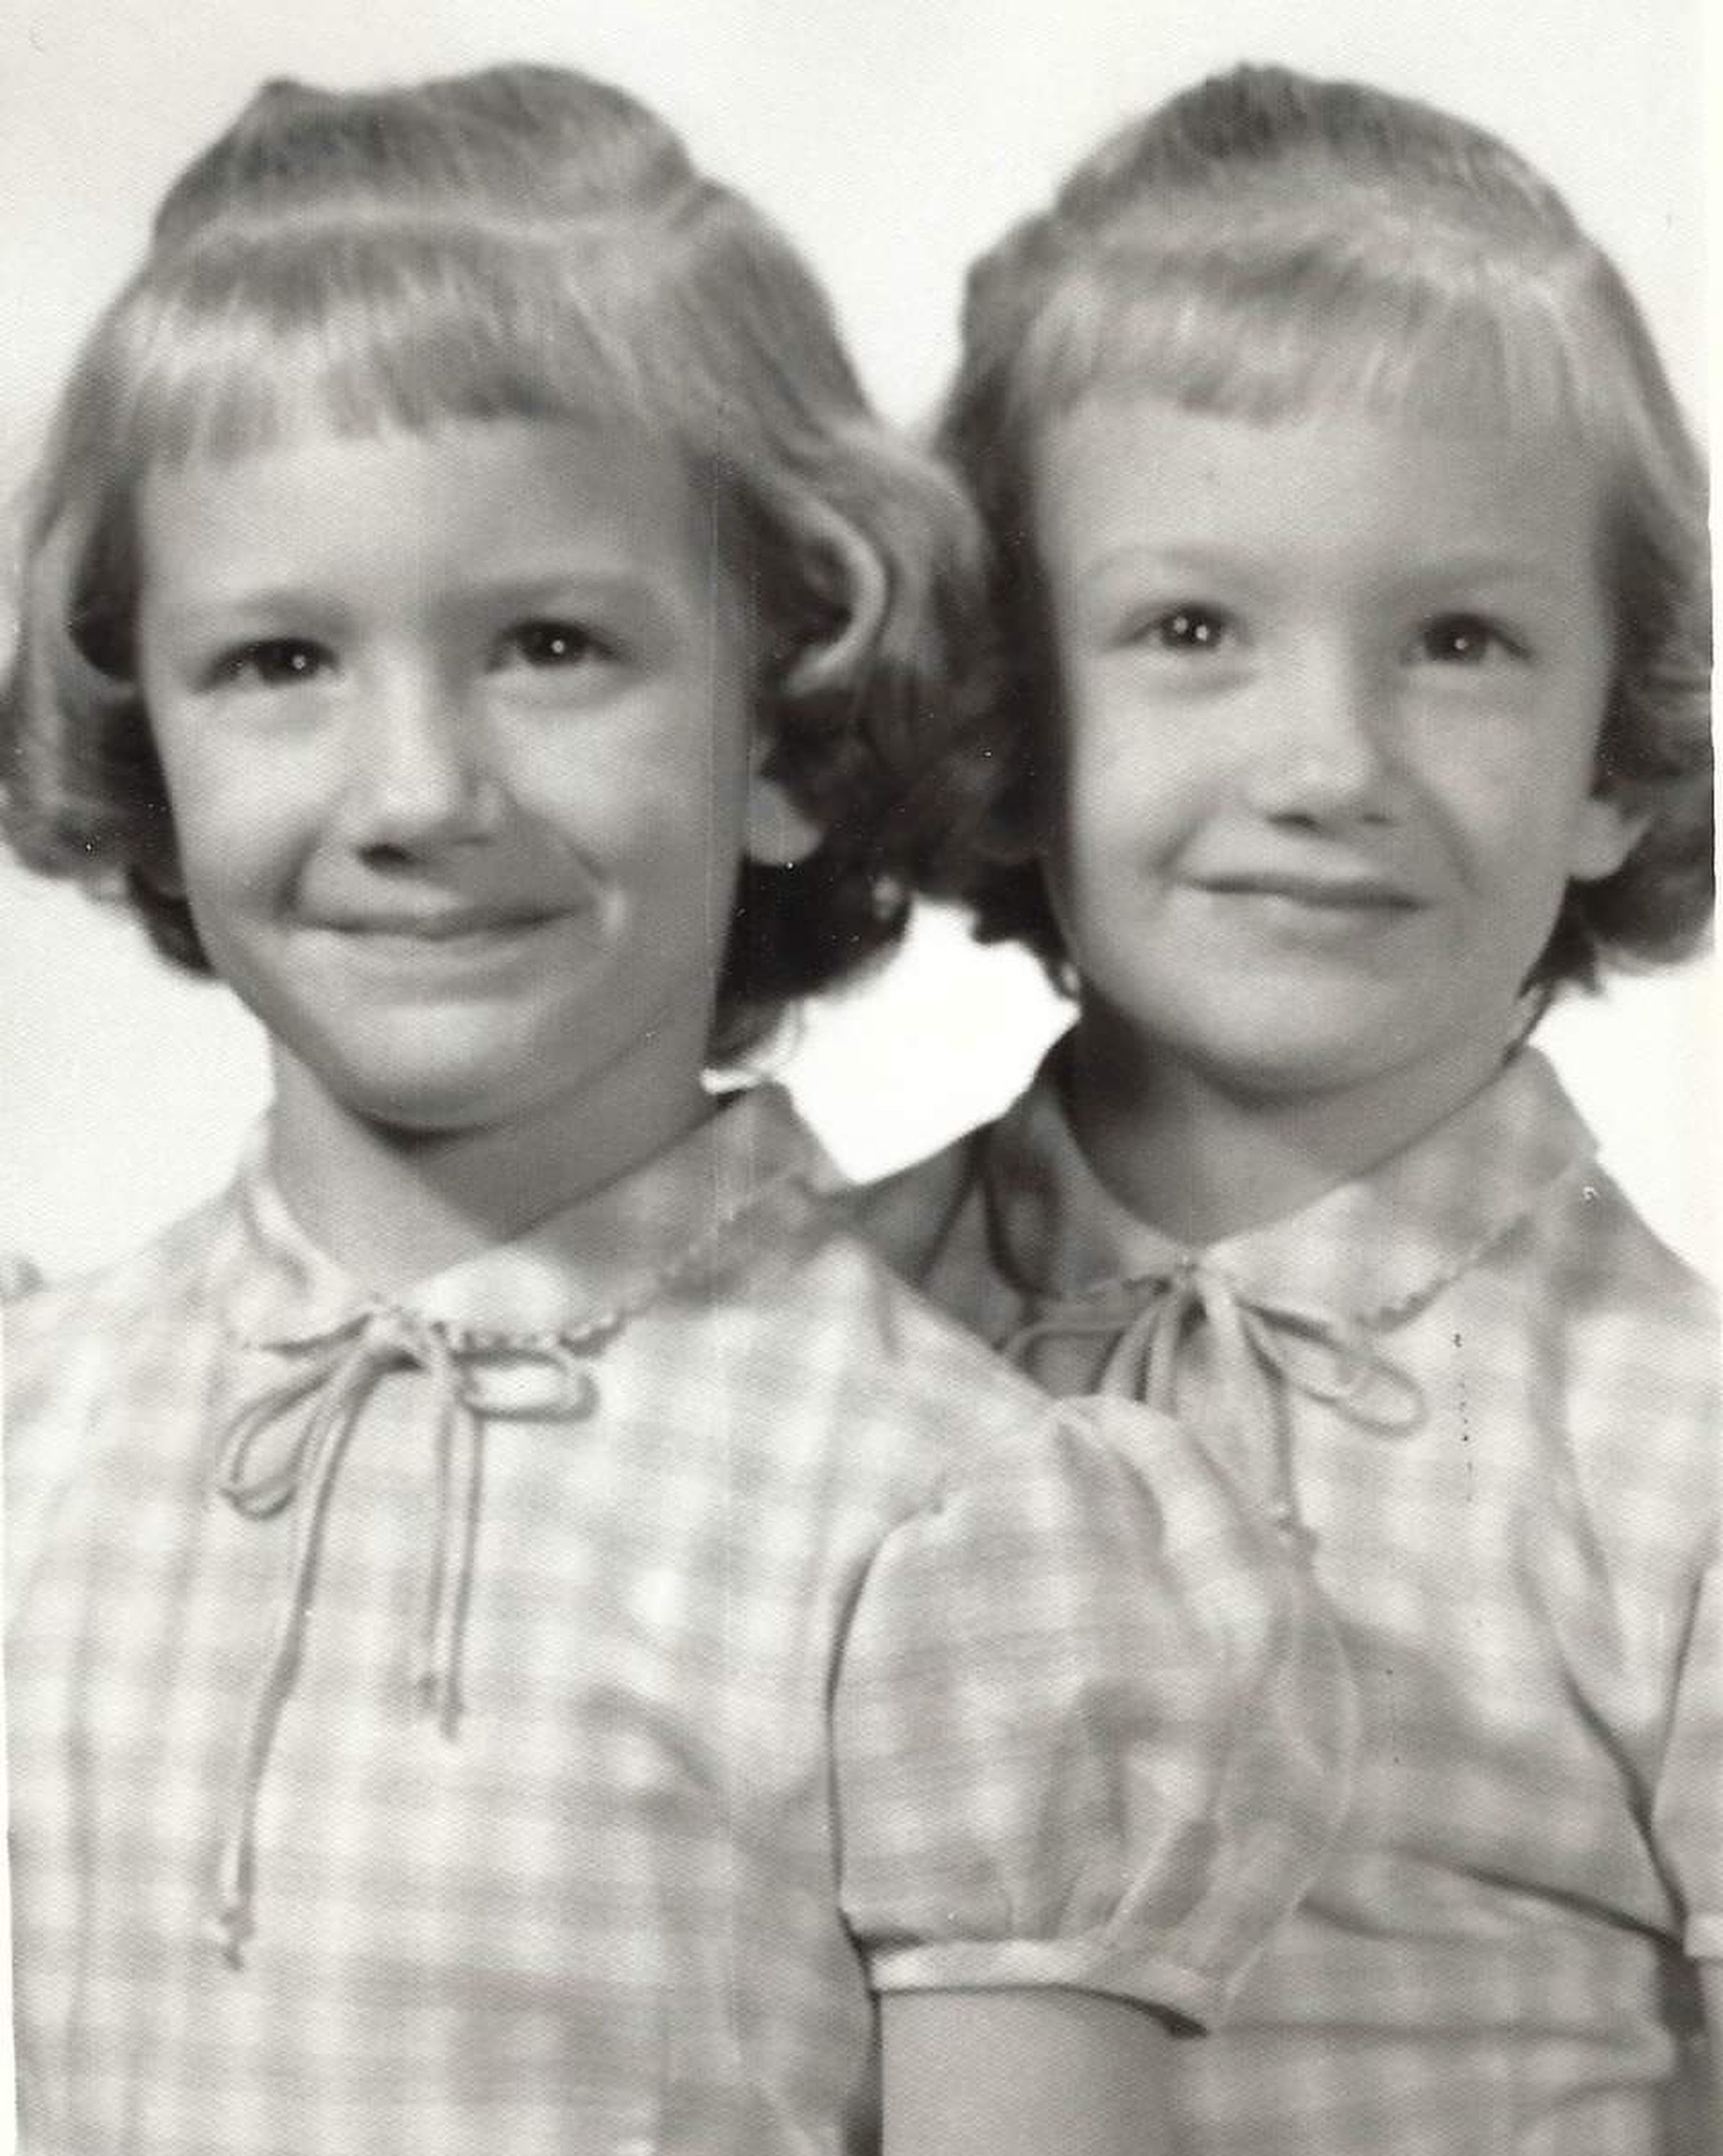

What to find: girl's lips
left=314, top=902, right=565, bottom=938
left=1193, top=872, right=1421, bottom=911
left=307, top=911, right=572, bottom=964
left=334, top=914, right=553, bottom=939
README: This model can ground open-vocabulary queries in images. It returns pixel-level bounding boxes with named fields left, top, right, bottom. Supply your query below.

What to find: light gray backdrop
left=1, top=0, right=1712, bottom=1289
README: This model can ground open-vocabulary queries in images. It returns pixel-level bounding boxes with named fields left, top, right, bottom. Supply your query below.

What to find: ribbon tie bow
left=207, top=1303, right=596, bottom=1966
left=1005, top=1260, right=1424, bottom=1539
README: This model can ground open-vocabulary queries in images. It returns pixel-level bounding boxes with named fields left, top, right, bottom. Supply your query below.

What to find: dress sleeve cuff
left=866, top=1931, right=1226, bottom=2031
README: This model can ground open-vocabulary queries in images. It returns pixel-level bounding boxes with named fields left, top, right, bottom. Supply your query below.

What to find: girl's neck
left=1062, top=1008, right=1510, bottom=1249
left=265, top=1053, right=713, bottom=1293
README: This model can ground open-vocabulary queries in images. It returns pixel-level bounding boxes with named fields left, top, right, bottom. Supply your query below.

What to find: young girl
left=0, top=65, right=1357, bottom=2156
left=6, top=59, right=1371, bottom=2156
left=858, top=64, right=1719, bottom=2156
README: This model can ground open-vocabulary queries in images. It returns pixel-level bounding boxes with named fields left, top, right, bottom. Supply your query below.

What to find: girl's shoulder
left=4, top=1180, right=247, bottom=1393
left=1321, top=1047, right=1718, bottom=1361
left=1514, top=1153, right=1718, bottom=1353
left=2, top=1187, right=249, bottom=1596
left=780, top=1177, right=1054, bottom=1429
left=1543, top=1167, right=1720, bottom=1460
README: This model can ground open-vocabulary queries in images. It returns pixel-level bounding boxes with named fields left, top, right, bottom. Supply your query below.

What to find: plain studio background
left=0, top=0, right=1712, bottom=2129
left=0, top=0, right=1714, bottom=1291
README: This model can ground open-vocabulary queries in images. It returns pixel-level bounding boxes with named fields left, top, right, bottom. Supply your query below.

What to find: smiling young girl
left=1, top=65, right=1353, bottom=2156
left=859, top=64, right=1718, bottom=2155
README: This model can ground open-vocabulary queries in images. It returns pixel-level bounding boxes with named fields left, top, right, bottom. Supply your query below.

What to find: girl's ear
left=1567, top=783, right=1652, bottom=884
left=744, top=749, right=826, bottom=868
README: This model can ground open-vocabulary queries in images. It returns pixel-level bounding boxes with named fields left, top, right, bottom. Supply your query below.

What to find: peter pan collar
left=984, top=1044, right=1597, bottom=1330
left=197, top=1083, right=836, bottom=1967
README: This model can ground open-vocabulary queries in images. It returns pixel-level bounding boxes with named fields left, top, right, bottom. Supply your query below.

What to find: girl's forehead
left=1028, top=392, right=1609, bottom=599
left=1014, top=287, right=1634, bottom=568
left=138, top=413, right=708, bottom=556
left=1036, top=381, right=1595, bottom=470
left=128, top=347, right=719, bottom=545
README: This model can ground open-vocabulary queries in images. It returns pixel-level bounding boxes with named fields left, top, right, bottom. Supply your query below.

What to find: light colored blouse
left=858, top=1045, right=1722, bottom=2155
left=6, top=1083, right=1352, bottom=2156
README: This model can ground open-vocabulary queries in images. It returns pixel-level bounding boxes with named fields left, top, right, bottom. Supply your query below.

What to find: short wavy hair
left=925, top=63, right=1712, bottom=1001
left=1, top=65, right=989, bottom=1056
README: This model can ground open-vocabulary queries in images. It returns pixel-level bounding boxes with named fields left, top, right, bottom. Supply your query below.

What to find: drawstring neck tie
left=203, top=1156, right=804, bottom=1968
left=205, top=1303, right=599, bottom=1967
left=1004, top=1259, right=1424, bottom=1541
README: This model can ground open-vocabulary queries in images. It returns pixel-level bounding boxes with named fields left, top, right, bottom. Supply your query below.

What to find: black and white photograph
left=1, top=0, right=1714, bottom=2149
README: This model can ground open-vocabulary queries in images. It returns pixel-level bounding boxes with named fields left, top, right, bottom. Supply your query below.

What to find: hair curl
left=922, top=63, right=1712, bottom=1003
left=1, top=64, right=990, bottom=1057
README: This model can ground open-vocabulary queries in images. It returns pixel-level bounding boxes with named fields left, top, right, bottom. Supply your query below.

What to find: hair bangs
left=106, top=220, right=662, bottom=471
left=1026, top=218, right=1599, bottom=447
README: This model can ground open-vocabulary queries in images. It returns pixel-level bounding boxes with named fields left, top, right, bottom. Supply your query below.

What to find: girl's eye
left=1132, top=604, right=1237, bottom=655
left=496, top=619, right=608, bottom=671
left=1410, top=613, right=1525, bottom=666
left=212, top=637, right=329, bottom=688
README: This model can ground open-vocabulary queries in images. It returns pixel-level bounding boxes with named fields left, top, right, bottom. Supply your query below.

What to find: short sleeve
left=1654, top=1553, right=1723, bottom=1961
left=832, top=1395, right=1357, bottom=2030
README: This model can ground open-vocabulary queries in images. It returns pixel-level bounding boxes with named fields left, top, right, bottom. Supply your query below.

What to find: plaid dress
left=857, top=1045, right=1722, bottom=2155
left=6, top=1084, right=1352, bottom=2156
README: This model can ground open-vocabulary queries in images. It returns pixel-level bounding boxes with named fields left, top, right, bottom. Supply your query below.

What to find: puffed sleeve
left=832, top=1394, right=1357, bottom=2030
left=1653, top=1552, right=1723, bottom=1961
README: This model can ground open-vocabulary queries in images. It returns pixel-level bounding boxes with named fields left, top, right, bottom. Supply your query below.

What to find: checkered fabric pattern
left=6, top=1084, right=1352, bottom=2156
left=857, top=1044, right=1722, bottom=2155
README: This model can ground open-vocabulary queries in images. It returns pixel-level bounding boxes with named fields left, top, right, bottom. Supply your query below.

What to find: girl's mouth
left=311, top=910, right=569, bottom=963
left=1193, top=872, right=1421, bottom=912
left=320, top=902, right=561, bottom=937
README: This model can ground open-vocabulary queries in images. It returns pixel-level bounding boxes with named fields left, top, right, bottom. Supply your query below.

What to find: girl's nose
left=333, top=664, right=505, bottom=852
left=1241, top=643, right=1398, bottom=824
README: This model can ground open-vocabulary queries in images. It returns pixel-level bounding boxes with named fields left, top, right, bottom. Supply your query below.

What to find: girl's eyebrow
left=147, top=568, right=669, bottom=628
left=140, top=589, right=340, bottom=641
left=1384, top=553, right=1579, bottom=586
left=1365, top=554, right=1594, bottom=607
left=1064, top=541, right=1576, bottom=589
left=436, top=569, right=673, bottom=621
left=1055, top=541, right=1283, bottom=596
left=1055, top=541, right=1258, bottom=586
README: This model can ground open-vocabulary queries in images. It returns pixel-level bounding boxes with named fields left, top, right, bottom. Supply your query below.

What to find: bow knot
left=1005, top=1263, right=1423, bottom=1539
left=205, top=1305, right=593, bottom=1966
